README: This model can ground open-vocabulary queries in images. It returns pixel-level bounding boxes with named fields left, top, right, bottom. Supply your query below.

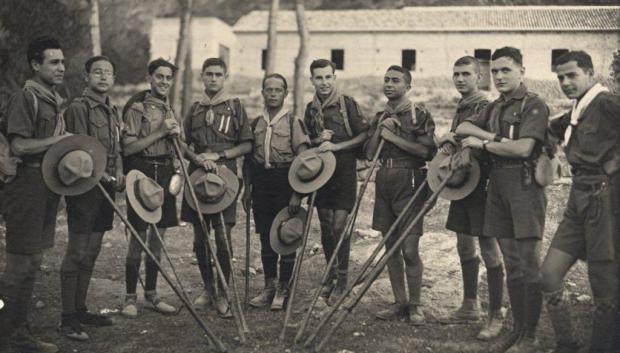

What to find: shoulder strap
left=26, top=89, right=38, bottom=119
left=227, top=98, right=239, bottom=118
left=511, top=96, right=528, bottom=140
left=339, top=96, right=353, bottom=137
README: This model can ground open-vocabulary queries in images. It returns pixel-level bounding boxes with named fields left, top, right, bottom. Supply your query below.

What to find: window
left=474, top=49, right=492, bottom=90
left=551, top=49, right=569, bottom=71
left=331, top=49, right=344, bottom=70
left=474, top=49, right=491, bottom=61
left=261, top=49, right=267, bottom=70
left=402, top=50, right=416, bottom=71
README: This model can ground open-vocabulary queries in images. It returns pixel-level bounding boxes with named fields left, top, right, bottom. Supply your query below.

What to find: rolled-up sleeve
left=122, top=105, right=142, bottom=145
left=6, top=91, right=35, bottom=140
left=291, top=115, right=310, bottom=153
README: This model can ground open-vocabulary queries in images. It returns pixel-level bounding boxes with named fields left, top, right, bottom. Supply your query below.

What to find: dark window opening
left=402, top=49, right=416, bottom=71
left=331, top=49, right=344, bottom=70
left=474, top=49, right=492, bottom=90
left=551, top=49, right=570, bottom=71
left=474, top=49, right=491, bottom=61
left=261, top=49, right=267, bottom=70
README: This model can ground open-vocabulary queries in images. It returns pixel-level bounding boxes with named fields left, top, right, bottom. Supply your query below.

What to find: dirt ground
left=0, top=179, right=596, bottom=353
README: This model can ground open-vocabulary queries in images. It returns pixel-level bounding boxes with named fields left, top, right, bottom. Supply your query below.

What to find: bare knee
left=456, top=233, right=477, bottom=261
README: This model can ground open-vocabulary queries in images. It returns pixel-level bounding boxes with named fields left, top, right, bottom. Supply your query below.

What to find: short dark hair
left=555, top=50, right=593, bottom=72
left=262, top=73, right=288, bottom=90
left=492, top=47, right=523, bottom=66
left=147, top=58, right=178, bottom=76
left=386, top=65, right=412, bottom=84
left=309, top=59, right=336, bottom=76
left=454, top=56, right=480, bottom=73
left=27, top=36, right=62, bottom=70
left=85, top=55, right=116, bottom=73
left=202, top=57, right=227, bottom=73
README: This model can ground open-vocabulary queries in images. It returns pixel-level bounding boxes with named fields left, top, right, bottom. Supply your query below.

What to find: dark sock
left=461, top=257, right=480, bottom=300
left=279, top=254, right=296, bottom=283
left=144, top=258, right=159, bottom=292
left=487, top=265, right=504, bottom=312
left=507, top=277, right=526, bottom=333
left=125, top=260, right=140, bottom=295
left=60, top=271, right=78, bottom=315
left=523, top=281, right=542, bottom=338
left=75, top=268, right=93, bottom=312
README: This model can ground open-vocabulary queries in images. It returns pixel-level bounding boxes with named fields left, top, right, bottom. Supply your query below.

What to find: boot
left=448, top=298, right=480, bottom=323
left=271, top=281, right=290, bottom=311
left=327, top=271, right=347, bottom=307
left=58, top=313, right=89, bottom=341
left=477, top=309, right=504, bottom=341
left=544, top=288, right=579, bottom=352
left=589, top=297, right=617, bottom=353
left=249, top=277, right=276, bottom=308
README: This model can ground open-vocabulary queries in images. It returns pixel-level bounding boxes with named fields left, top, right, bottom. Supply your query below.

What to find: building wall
left=233, top=31, right=620, bottom=80
left=151, top=18, right=237, bottom=71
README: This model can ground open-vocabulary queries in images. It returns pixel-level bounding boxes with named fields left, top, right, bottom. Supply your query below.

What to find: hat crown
left=296, top=155, right=324, bottom=182
left=136, top=177, right=164, bottom=211
left=278, top=218, right=304, bottom=245
left=438, top=157, right=469, bottom=187
left=195, top=173, right=226, bottom=203
left=57, top=150, right=94, bottom=186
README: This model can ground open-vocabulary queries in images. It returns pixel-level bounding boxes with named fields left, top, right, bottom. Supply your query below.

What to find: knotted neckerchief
left=24, top=79, right=65, bottom=135
left=563, top=83, right=609, bottom=147
left=310, top=87, right=340, bottom=132
left=83, top=88, right=119, bottom=153
left=199, top=88, right=231, bottom=127
left=382, top=97, right=414, bottom=126
left=261, top=108, right=289, bottom=168
left=452, top=91, right=488, bottom=131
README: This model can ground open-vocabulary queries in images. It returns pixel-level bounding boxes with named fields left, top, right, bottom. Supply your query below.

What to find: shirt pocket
left=190, top=113, right=208, bottom=146
left=212, top=113, right=238, bottom=142
left=576, top=115, right=601, bottom=155
left=89, top=113, right=109, bottom=143
left=502, top=112, right=520, bottom=139
left=325, top=112, right=349, bottom=140
left=271, top=122, right=292, bottom=155
left=36, top=111, right=57, bottom=138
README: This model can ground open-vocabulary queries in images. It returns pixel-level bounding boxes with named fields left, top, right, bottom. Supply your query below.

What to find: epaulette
left=128, top=102, right=144, bottom=113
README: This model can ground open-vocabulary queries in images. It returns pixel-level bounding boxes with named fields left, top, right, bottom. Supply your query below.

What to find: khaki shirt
left=123, top=92, right=176, bottom=157
left=252, top=111, right=310, bottom=166
left=303, top=95, right=368, bottom=144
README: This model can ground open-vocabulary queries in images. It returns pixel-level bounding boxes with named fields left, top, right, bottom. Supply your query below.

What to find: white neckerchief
left=262, top=108, right=289, bottom=168
left=564, top=83, right=608, bottom=146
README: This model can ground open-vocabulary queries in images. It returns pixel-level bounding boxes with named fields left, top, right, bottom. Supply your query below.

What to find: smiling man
left=365, top=65, right=435, bottom=324
left=180, top=57, right=253, bottom=318
left=541, top=50, right=620, bottom=353
left=121, top=58, right=181, bottom=318
left=456, top=47, right=550, bottom=353
left=303, top=59, right=368, bottom=305
left=59, top=56, right=123, bottom=340
left=0, top=36, right=71, bottom=353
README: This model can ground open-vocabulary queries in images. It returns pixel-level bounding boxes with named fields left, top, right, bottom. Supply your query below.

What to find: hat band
left=438, top=169, right=470, bottom=188
left=134, top=179, right=159, bottom=211
left=298, top=162, right=324, bottom=182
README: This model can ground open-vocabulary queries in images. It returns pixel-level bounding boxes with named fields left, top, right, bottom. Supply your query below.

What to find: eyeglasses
left=90, top=70, right=114, bottom=78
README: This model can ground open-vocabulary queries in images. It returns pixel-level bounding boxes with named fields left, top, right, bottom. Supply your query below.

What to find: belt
left=491, top=159, right=523, bottom=168
left=265, top=162, right=291, bottom=169
left=573, top=179, right=608, bottom=192
left=572, top=167, right=605, bottom=176
left=142, top=155, right=173, bottom=166
left=379, top=158, right=416, bottom=169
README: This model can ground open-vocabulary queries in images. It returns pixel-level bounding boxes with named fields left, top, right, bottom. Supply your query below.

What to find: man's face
left=383, top=70, right=410, bottom=100
left=262, top=77, right=288, bottom=110
left=149, top=66, right=173, bottom=97
left=32, top=49, right=65, bottom=86
left=491, top=56, right=524, bottom=94
left=310, top=66, right=336, bottom=97
left=453, top=63, right=479, bottom=96
left=555, top=61, right=595, bottom=99
left=202, top=65, right=227, bottom=95
left=86, top=60, right=115, bottom=94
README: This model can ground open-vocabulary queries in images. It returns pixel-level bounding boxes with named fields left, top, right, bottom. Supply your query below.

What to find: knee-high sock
left=461, top=257, right=480, bottom=301
left=487, top=265, right=504, bottom=312
left=544, top=288, right=576, bottom=347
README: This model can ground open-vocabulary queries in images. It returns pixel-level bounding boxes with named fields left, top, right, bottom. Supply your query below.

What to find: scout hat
left=288, top=148, right=336, bottom=194
left=428, top=148, right=480, bottom=201
left=42, top=135, right=107, bottom=196
left=126, top=170, right=164, bottom=224
left=270, top=207, right=308, bottom=255
left=184, top=166, right=239, bottom=214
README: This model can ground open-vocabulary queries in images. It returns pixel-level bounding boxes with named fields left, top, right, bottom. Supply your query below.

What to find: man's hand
left=288, top=193, right=301, bottom=215
left=379, top=117, right=401, bottom=133
left=197, top=152, right=220, bottom=163
left=242, top=184, right=251, bottom=213
left=318, top=141, right=339, bottom=153
left=439, top=143, right=456, bottom=155
left=162, top=119, right=180, bottom=136
left=114, top=173, right=126, bottom=192
left=320, top=129, right=334, bottom=142
left=437, top=132, right=457, bottom=147
left=201, top=160, right=218, bottom=172
left=461, top=136, right=484, bottom=150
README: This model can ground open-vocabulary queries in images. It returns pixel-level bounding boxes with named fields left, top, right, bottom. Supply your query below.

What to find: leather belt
left=142, top=155, right=173, bottom=166
left=266, top=161, right=291, bottom=169
left=379, top=158, right=416, bottom=169
left=573, top=180, right=608, bottom=192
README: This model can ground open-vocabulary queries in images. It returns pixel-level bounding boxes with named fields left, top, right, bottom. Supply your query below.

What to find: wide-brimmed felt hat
left=185, top=166, right=239, bottom=215
left=42, top=135, right=107, bottom=196
left=270, top=207, right=308, bottom=255
left=126, top=170, right=164, bottom=224
left=288, top=148, right=336, bottom=194
left=428, top=148, right=481, bottom=201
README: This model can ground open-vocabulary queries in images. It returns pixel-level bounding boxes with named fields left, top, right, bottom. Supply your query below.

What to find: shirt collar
left=83, top=88, right=110, bottom=108
left=499, top=83, right=527, bottom=103
left=144, top=91, right=169, bottom=106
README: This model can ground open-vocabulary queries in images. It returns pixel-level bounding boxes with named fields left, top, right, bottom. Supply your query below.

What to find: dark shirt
left=123, top=92, right=176, bottom=157
left=303, top=95, right=368, bottom=144
left=451, top=95, right=490, bottom=132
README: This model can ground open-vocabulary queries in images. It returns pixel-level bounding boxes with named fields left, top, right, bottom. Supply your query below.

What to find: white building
left=232, top=6, right=620, bottom=85
left=151, top=17, right=237, bottom=71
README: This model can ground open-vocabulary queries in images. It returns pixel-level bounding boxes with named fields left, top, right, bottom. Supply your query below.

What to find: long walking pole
left=150, top=224, right=191, bottom=303
left=304, top=179, right=429, bottom=347
left=313, top=173, right=453, bottom=352
left=97, top=183, right=227, bottom=353
left=279, top=191, right=317, bottom=341
left=172, top=139, right=247, bottom=342
left=244, top=190, right=252, bottom=308
left=219, top=212, right=250, bottom=334
left=294, top=140, right=385, bottom=342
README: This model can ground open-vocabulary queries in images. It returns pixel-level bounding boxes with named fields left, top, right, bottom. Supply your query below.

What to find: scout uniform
left=0, top=80, right=64, bottom=339
left=246, top=108, right=310, bottom=308
left=59, top=87, right=120, bottom=335
left=544, top=86, right=620, bottom=352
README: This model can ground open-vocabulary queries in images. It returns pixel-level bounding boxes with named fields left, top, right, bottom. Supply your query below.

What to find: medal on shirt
left=205, top=110, right=215, bottom=126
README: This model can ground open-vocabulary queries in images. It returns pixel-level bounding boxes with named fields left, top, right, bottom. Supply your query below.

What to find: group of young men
left=0, top=34, right=618, bottom=353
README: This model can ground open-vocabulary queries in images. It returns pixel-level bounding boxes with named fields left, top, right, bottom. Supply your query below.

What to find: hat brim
left=126, top=170, right=163, bottom=224
left=288, top=148, right=337, bottom=194
left=42, top=135, right=107, bottom=196
left=184, top=166, right=240, bottom=215
left=270, top=207, right=308, bottom=256
left=427, top=149, right=481, bottom=201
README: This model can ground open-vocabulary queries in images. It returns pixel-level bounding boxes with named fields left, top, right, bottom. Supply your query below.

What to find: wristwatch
left=218, top=151, right=226, bottom=159
left=482, top=139, right=490, bottom=151
left=493, top=134, right=503, bottom=143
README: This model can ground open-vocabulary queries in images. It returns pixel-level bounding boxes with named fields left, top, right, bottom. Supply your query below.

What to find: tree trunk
left=171, top=0, right=193, bottom=116
left=181, top=31, right=193, bottom=118
left=293, top=0, right=309, bottom=118
left=89, top=0, right=101, bottom=56
left=266, top=0, right=279, bottom=75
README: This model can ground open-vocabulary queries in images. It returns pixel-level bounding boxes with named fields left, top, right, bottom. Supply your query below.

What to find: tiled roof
left=233, top=6, right=620, bottom=33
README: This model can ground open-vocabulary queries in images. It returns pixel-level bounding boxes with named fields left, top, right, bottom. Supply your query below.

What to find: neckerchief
left=24, top=79, right=65, bottom=135
left=453, top=91, right=487, bottom=130
left=383, top=97, right=414, bottom=125
left=261, top=107, right=289, bottom=168
left=83, top=88, right=118, bottom=152
left=564, top=83, right=609, bottom=146
left=310, top=87, right=340, bottom=131
left=200, top=88, right=231, bottom=127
